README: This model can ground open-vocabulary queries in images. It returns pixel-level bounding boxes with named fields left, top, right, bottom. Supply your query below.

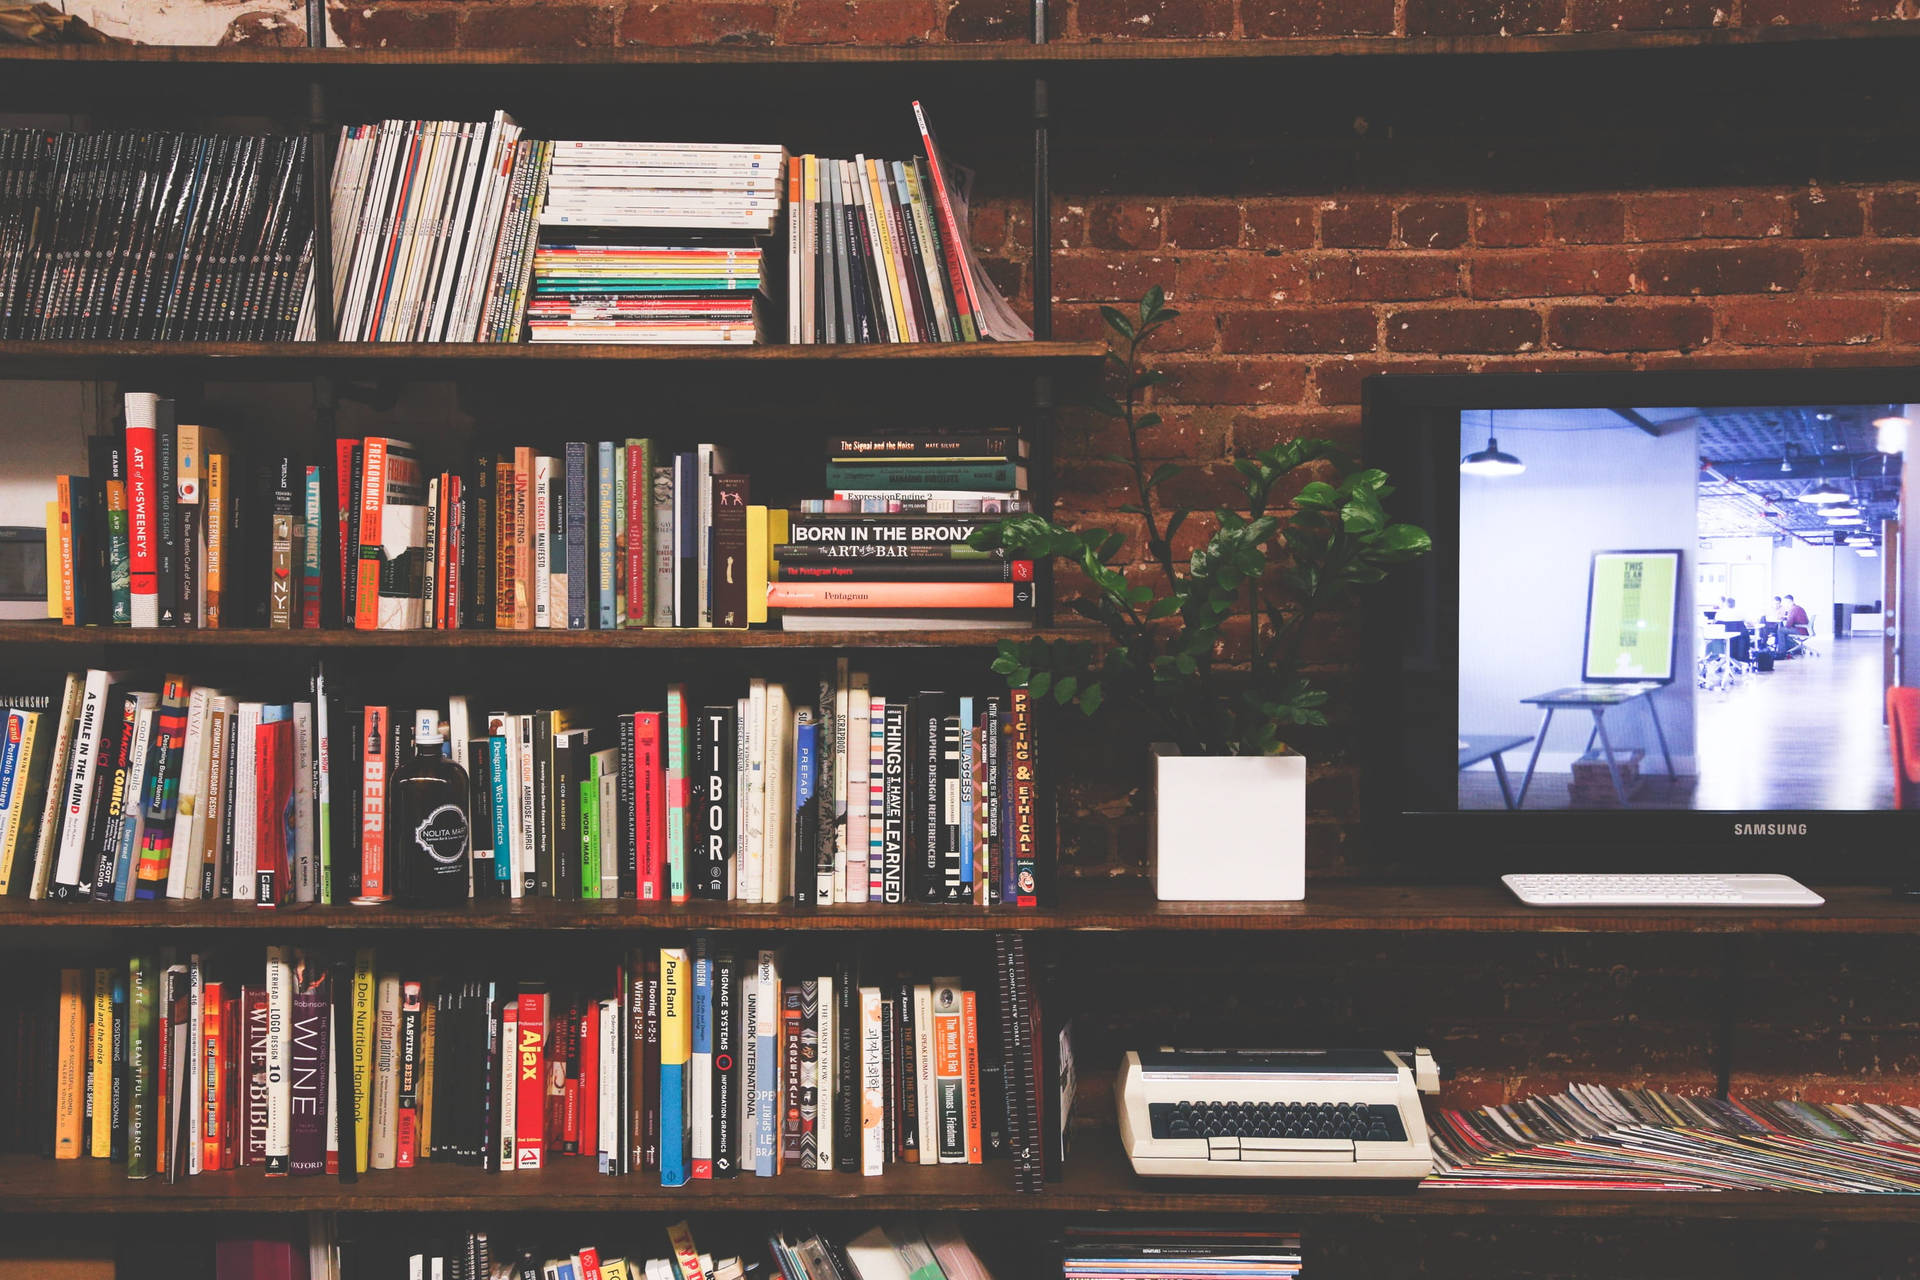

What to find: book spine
left=689, top=939, right=713, bottom=1179
left=128, top=955, right=155, bottom=1177
left=931, top=982, right=966, bottom=1162
left=354, top=438, right=387, bottom=629
left=155, top=408, right=178, bottom=626
left=596, top=440, right=617, bottom=629
left=264, top=946, right=292, bottom=1173
left=780, top=983, right=803, bottom=1168
left=860, top=986, right=883, bottom=1176
left=514, top=986, right=546, bottom=1169
left=834, top=960, right=858, bottom=1173
left=565, top=440, right=589, bottom=630
left=711, top=949, right=738, bottom=1178
left=302, top=465, right=324, bottom=628
left=493, top=455, right=516, bottom=629
left=290, top=978, right=329, bottom=1175
left=370, top=973, right=398, bottom=1169
left=396, top=980, right=421, bottom=1168
left=1009, top=688, right=1037, bottom=907
left=624, top=440, right=649, bottom=626
left=355, top=705, right=389, bottom=903
left=658, top=948, right=689, bottom=1186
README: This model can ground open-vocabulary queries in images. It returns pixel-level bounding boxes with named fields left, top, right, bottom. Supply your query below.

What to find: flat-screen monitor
left=1362, top=369, right=1915, bottom=880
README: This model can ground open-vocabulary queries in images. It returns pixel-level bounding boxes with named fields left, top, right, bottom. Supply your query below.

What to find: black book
left=242, top=449, right=276, bottom=629
left=108, top=966, right=128, bottom=1162
left=841, top=176, right=876, bottom=344
left=880, top=996, right=898, bottom=1164
left=814, top=664, right=839, bottom=904
left=64, top=477, right=101, bottom=628
left=834, top=954, right=859, bottom=1173
left=552, top=727, right=588, bottom=902
left=616, top=713, right=637, bottom=899
left=940, top=713, right=963, bottom=901
left=77, top=678, right=127, bottom=899
left=882, top=702, right=907, bottom=905
left=895, top=973, right=919, bottom=1163
left=86, top=437, right=120, bottom=622
left=219, top=697, right=242, bottom=900
left=330, top=959, right=358, bottom=1182
left=533, top=711, right=555, bottom=898
left=691, top=704, right=734, bottom=900
left=467, top=739, right=496, bottom=898
left=479, top=983, right=503, bottom=1171
left=711, top=948, right=738, bottom=1178
left=906, top=692, right=953, bottom=902
left=791, top=706, right=817, bottom=908
left=337, top=707, right=363, bottom=903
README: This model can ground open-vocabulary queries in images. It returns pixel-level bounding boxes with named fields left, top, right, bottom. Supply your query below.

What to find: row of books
left=785, top=105, right=1028, bottom=345
left=0, top=662, right=1048, bottom=908
left=47, top=394, right=1039, bottom=632
left=529, top=141, right=783, bottom=346
left=3, top=937, right=1060, bottom=1195
left=1060, top=1227, right=1303, bottom=1280
left=1425, top=1083, right=1920, bottom=1192
left=300, top=115, right=548, bottom=343
left=0, top=129, right=315, bottom=343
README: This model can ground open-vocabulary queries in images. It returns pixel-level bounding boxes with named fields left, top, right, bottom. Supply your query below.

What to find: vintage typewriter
left=1116, top=1048, right=1438, bottom=1180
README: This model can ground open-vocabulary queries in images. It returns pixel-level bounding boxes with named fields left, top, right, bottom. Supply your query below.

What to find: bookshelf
left=6, top=15, right=1920, bottom=1275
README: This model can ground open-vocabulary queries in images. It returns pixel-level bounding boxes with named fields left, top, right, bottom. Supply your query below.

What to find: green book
left=822, top=461, right=1027, bottom=493
left=580, top=750, right=601, bottom=900
left=125, top=953, right=155, bottom=1179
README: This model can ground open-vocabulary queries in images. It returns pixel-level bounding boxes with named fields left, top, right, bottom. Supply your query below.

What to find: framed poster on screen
left=1581, top=549, right=1681, bottom=684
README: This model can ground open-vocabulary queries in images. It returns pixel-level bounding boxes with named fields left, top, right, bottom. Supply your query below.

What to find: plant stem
left=1122, top=332, right=1181, bottom=594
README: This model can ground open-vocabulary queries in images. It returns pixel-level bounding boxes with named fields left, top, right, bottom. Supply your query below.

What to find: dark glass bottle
left=392, top=720, right=471, bottom=906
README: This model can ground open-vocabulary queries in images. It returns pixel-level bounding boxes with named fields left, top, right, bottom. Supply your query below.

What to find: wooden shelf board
left=0, top=340, right=1103, bottom=373
left=0, top=621, right=1080, bottom=652
left=1, top=25, right=1915, bottom=70
left=3, top=1135, right=1913, bottom=1219
left=0, top=882, right=1911, bottom=934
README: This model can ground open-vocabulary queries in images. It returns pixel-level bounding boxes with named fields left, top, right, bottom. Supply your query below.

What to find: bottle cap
left=414, top=709, right=444, bottom=746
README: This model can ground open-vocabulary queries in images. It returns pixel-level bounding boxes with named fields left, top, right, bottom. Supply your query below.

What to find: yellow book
left=352, top=947, right=376, bottom=1173
left=54, top=968, right=86, bottom=1158
left=89, top=967, right=112, bottom=1158
left=417, top=996, right=436, bottom=1158
left=600, top=1261, right=632, bottom=1280
left=746, top=505, right=770, bottom=626
left=660, top=947, right=691, bottom=1185
left=44, top=499, right=63, bottom=618
left=865, top=157, right=910, bottom=342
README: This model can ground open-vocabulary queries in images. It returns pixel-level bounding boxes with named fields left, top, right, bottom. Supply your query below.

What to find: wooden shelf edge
left=1, top=25, right=1916, bottom=69
left=0, top=622, right=1089, bottom=651
left=0, top=340, right=1104, bottom=366
left=0, top=883, right=1911, bottom=934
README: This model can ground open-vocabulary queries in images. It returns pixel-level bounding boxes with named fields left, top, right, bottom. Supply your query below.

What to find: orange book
left=205, top=451, right=227, bottom=628
left=931, top=982, right=965, bottom=1164
left=54, top=476, right=76, bottom=626
left=764, top=581, right=1031, bottom=610
left=354, top=706, right=389, bottom=903
left=512, top=446, right=534, bottom=630
left=54, top=969, right=85, bottom=1158
left=960, top=990, right=983, bottom=1164
left=202, top=982, right=225, bottom=1172
left=493, top=456, right=516, bottom=628
left=353, top=437, right=390, bottom=629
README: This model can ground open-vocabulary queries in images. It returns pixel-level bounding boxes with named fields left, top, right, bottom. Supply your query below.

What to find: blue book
left=488, top=735, right=511, bottom=887
left=753, top=949, right=780, bottom=1177
left=0, top=710, right=24, bottom=862
left=659, top=946, right=691, bottom=1187
left=958, top=695, right=975, bottom=888
left=793, top=714, right=816, bottom=902
left=690, top=936, right=714, bottom=1178
left=595, top=441, right=617, bottom=630
left=564, top=441, right=590, bottom=631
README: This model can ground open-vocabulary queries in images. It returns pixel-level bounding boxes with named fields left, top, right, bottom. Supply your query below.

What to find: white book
left=543, top=190, right=784, bottom=213
left=596, top=751, right=619, bottom=900
left=51, top=668, right=116, bottom=898
left=425, top=116, right=491, bottom=341
left=29, top=673, right=85, bottom=900
left=785, top=157, right=802, bottom=343
left=514, top=714, right=535, bottom=898
left=547, top=170, right=783, bottom=191
left=913, top=984, right=937, bottom=1163
left=739, top=968, right=759, bottom=1174
left=761, top=684, right=791, bottom=905
left=498, top=1006, right=518, bottom=1169
left=868, top=695, right=886, bottom=904
left=265, top=945, right=294, bottom=1172
left=844, top=1227, right=915, bottom=1280
left=831, top=659, right=850, bottom=903
left=742, top=679, right=766, bottom=902
left=187, top=953, right=203, bottom=1175
left=338, top=120, right=403, bottom=341
left=291, top=701, right=316, bottom=903
left=165, top=686, right=212, bottom=900
left=548, top=140, right=786, bottom=161
left=456, top=114, right=523, bottom=341
left=860, top=986, right=884, bottom=1176
left=409, top=120, right=471, bottom=342
left=598, top=996, right=619, bottom=1172
left=815, top=973, right=834, bottom=1172
left=380, top=120, right=445, bottom=342
left=690, top=941, right=713, bottom=1174
left=754, top=950, right=780, bottom=1175
left=231, top=702, right=263, bottom=902
left=846, top=674, right=870, bottom=903
left=850, top=156, right=898, bottom=343
left=370, top=972, right=401, bottom=1169
left=732, top=697, right=749, bottom=900
left=532, top=456, right=555, bottom=628
left=541, top=210, right=777, bottom=231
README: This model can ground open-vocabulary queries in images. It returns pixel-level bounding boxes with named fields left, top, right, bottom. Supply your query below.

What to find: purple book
left=288, top=975, right=329, bottom=1176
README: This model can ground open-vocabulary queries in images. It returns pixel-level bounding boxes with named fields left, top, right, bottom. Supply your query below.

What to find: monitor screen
left=1362, top=373, right=1917, bottom=874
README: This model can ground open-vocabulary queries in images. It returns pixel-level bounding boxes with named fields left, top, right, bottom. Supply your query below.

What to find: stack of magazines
left=1061, top=1226, right=1303, bottom=1279
left=1425, top=1083, right=1920, bottom=1192
left=530, top=141, right=783, bottom=345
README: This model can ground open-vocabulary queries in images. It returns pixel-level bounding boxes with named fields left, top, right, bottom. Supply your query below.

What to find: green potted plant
left=970, top=288, right=1431, bottom=900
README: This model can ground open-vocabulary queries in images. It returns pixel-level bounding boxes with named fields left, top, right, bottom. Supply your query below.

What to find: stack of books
left=301, top=115, right=552, bottom=343
left=1426, top=1083, right=1920, bottom=1191
left=530, top=141, right=783, bottom=345
left=0, top=663, right=1047, bottom=909
left=786, top=103, right=1031, bottom=344
left=416, top=1222, right=746, bottom=1280
left=0, top=129, right=315, bottom=341
left=1, top=937, right=1058, bottom=1195
left=1061, top=1227, right=1304, bottom=1280
left=769, top=432, right=1035, bottom=631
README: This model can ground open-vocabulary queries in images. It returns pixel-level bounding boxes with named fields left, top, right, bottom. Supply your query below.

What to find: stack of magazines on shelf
left=779, top=1220, right=999, bottom=1280
left=301, top=114, right=551, bottom=343
left=1060, top=1226, right=1303, bottom=1279
left=530, top=141, right=784, bottom=346
left=0, top=129, right=316, bottom=341
left=1425, top=1083, right=1920, bottom=1192
left=786, top=103, right=1031, bottom=345
left=413, top=1221, right=748, bottom=1280
left=0, top=938, right=1064, bottom=1196
left=0, top=662, right=1048, bottom=909
left=769, top=432, right=1034, bottom=632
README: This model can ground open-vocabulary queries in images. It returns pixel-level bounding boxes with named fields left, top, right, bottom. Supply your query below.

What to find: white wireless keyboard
left=1502, top=873, right=1824, bottom=907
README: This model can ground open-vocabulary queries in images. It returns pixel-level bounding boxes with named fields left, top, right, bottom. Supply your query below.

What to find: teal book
left=823, top=461, right=1027, bottom=492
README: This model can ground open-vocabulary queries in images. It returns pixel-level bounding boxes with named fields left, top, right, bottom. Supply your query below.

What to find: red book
left=125, top=394, right=160, bottom=627
left=396, top=980, right=421, bottom=1168
left=353, top=438, right=391, bottom=630
left=578, top=1248, right=604, bottom=1280
left=552, top=999, right=576, bottom=1155
left=961, top=990, right=983, bottom=1165
left=335, top=439, right=359, bottom=624
left=625, top=445, right=647, bottom=625
left=242, top=986, right=268, bottom=1167
left=514, top=985, right=548, bottom=1170
left=443, top=471, right=463, bottom=630
left=634, top=712, right=665, bottom=902
left=223, top=991, right=241, bottom=1171
left=433, top=471, right=452, bottom=630
left=254, top=717, right=293, bottom=908
left=201, top=982, right=224, bottom=1172
left=355, top=706, right=389, bottom=903
left=764, top=580, right=1031, bottom=609
left=578, top=1001, right=598, bottom=1165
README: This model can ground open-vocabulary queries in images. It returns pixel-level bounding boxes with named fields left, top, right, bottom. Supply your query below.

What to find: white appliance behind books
left=1116, top=1047, right=1437, bottom=1180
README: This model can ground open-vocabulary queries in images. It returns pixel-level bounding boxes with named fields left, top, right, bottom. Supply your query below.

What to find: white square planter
left=1151, top=744, right=1306, bottom=902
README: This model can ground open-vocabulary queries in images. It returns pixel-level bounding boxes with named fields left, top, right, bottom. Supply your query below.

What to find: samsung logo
left=1733, top=823, right=1807, bottom=836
